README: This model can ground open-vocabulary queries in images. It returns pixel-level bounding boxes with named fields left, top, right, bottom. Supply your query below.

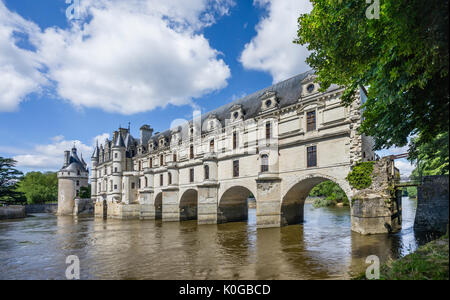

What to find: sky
left=0, top=0, right=414, bottom=177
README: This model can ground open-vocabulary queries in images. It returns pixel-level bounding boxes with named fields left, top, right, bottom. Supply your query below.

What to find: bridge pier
left=256, top=177, right=282, bottom=228
left=162, top=188, right=180, bottom=222
left=197, top=184, right=219, bottom=224
left=139, top=189, right=155, bottom=220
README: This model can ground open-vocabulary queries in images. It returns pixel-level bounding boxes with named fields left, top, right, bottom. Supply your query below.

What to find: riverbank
left=0, top=205, right=26, bottom=220
left=355, top=230, right=449, bottom=280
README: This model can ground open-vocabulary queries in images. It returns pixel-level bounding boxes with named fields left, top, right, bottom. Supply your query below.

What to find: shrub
left=346, top=162, right=375, bottom=190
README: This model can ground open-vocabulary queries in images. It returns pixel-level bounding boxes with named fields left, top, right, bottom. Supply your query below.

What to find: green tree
left=16, top=172, right=58, bottom=204
left=309, top=180, right=349, bottom=207
left=79, top=185, right=91, bottom=199
left=0, top=157, right=25, bottom=204
left=295, top=0, right=449, bottom=152
left=408, top=132, right=449, bottom=177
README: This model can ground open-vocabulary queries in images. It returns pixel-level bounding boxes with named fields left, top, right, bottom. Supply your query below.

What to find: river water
left=0, top=197, right=429, bottom=280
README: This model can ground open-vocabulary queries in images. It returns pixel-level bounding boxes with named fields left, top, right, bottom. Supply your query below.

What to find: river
left=0, top=197, right=430, bottom=280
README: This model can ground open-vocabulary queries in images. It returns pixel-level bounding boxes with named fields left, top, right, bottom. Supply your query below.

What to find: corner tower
left=57, top=146, right=89, bottom=215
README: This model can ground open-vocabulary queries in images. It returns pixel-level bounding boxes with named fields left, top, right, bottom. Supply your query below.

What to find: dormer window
left=307, top=84, right=315, bottom=93
left=229, top=104, right=244, bottom=122
left=259, top=91, right=277, bottom=112
left=233, top=112, right=239, bottom=119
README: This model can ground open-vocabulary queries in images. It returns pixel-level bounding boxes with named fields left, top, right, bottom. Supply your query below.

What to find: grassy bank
left=355, top=231, right=449, bottom=280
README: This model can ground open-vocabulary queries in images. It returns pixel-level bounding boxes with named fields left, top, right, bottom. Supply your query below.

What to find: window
left=204, top=165, right=210, bottom=180
left=150, top=158, right=153, bottom=168
left=307, top=146, right=317, bottom=168
left=145, top=177, right=148, bottom=187
left=233, top=160, right=239, bottom=177
left=261, top=155, right=269, bottom=173
left=307, top=111, right=316, bottom=132
left=160, top=154, right=164, bottom=166
left=76, top=190, right=79, bottom=197
left=76, top=180, right=80, bottom=186
left=233, top=132, right=237, bottom=149
left=131, top=182, right=135, bottom=189
left=114, top=184, right=117, bottom=190
left=210, top=140, right=215, bottom=153
left=138, top=179, right=141, bottom=189
left=307, top=84, right=315, bottom=93
left=190, top=145, right=194, bottom=159
left=168, top=172, right=172, bottom=185
left=265, top=122, right=271, bottom=140
left=77, top=170, right=81, bottom=176
left=114, top=167, right=117, bottom=173
left=189, top=168, right=194, bottom=183
left=138, top=161, right=142, bottom=171
left=160, top=174, right=163, bottom=186
left=115, top=153, right=118, bottom=158
left=173, top=153, right=177, bottom=162
left=98, top=183, right=101, bottom=192
left=110, top=180, right=113, bottom=191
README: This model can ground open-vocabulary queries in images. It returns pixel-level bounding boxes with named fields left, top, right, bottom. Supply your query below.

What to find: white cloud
left=0, top=1, right=47, bottom=111
left=12, top=134, right=108, bottom=171
left=395, top=159, right=416, bottom=178
left=240, top=0, right=312, bottom=83
left=0, top=0, right=234, bottom=114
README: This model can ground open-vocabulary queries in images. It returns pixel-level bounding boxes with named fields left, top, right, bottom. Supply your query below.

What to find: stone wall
left=350, top=158, right=401, bottom=235
left=0, top=205, right=26, bottom=220
left=414, top=175, right=449, bottom=233
left=73, top=198, right=94, bottom=215
left=25, top=204, right=58, bottom=214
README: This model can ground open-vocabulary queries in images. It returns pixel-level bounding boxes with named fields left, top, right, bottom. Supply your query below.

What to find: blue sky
left=0, top=0, right=414, bottom=176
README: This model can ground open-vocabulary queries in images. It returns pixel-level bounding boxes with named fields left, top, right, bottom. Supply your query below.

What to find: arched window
left=209, top=140, right=215, bottom=153
left=265, top=122, right=271, bottom=140
left=261, top=154, right=269, bottom=173
left=204, top=165, right=210, bottom=180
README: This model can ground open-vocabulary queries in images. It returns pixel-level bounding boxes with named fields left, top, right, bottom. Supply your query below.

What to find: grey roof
left=148, top=70, right=315, bottom=143
left=114, top=131, right=125, bottom=148
left=62, top=147, right=88, bottom=172
left=91, top=141, right=99, bottom=159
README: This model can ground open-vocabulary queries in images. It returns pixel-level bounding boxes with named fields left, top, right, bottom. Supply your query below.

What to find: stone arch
left=179, top=189, right=198, bottom=221
left=154, top=192, right=163, bottom=220
left=218, top=185, right=254, bottom=224
left=280, top=173, right=351, bottom=226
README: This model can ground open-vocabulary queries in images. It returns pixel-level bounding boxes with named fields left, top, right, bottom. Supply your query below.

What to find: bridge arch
left=280, top=174, right=351, bottom=226
left=218, top=185, right=254, bottom=224
left=179, top=189, right=198, bottom=221
left=154, top=192, right=163, bottom=220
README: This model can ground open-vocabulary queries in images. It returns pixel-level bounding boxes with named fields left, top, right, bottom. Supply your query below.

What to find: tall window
left=160, top=174, right=163, bottom=186
left=233, top=132, right=237, bottom=149
left=76, top=180, right=80, bottom=186
left=138, top=161, right=142, bottom=171
left=131, top=182, right=135, bottom=189
left=307, top=145, right=317, bottom=168
left=204, top=165, right=210, bottom=180
left=145, top=177, right=148, bottom=187
left=190, top=145, right=194, bottom=159
left=261, top=155, right=269, bottom=173
left=265, top=122, right=271, bottom=140
left=307, top=111, right=316, bottom=132
left=173, top=153, right=177, bottom=162
left=210, top=140, right=215, bottom=153
left=168, top=172, right=172, bottom=185
left=233, top=160, right=239, bottom=177
left=149, top=158, right=153, bottom=168
left=160, top=154, right=164, bottom=166
left=189, top=168, right=194, bottom=183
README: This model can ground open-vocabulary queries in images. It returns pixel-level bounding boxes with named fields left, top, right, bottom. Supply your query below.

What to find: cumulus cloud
left=0, top=0, right=234, bottom=114
left=12, top=134, right=107, bottom=171
left=395, top=159, right=416, bottom=178
left=0, top=1, right=47, bottom=111
left=240, top=0, right=312, bottom=83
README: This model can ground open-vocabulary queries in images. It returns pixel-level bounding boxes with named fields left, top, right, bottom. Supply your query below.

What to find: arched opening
left=218, top=186, right=254, bottom=224
left=179, top=189, right=198, bottom=221
left=154, top=193, right=163, bottom=220
left=281, top=177, right=349, bottom=226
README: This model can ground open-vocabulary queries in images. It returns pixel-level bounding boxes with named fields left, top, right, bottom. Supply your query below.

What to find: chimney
left=63, top=150, right=70, bottom=168
left=140, top=125, right=154, bottom=145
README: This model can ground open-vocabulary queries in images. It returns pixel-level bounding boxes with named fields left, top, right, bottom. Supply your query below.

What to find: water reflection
left=0, top=198, right=423, bottom=280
